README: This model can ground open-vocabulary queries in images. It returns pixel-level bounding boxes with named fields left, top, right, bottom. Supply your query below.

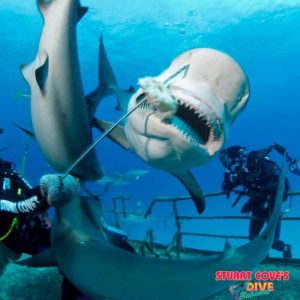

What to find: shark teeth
left=171, top=99, right=212, bottom=145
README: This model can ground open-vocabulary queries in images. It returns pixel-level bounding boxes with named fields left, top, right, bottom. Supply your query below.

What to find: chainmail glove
left=39, top=174, right=78, bottom=207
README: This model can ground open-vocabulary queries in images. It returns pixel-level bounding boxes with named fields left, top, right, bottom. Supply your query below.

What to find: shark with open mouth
left=95, top=47, right=250, bottom=213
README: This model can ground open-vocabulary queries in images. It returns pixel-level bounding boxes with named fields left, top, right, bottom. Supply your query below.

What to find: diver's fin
left=172, top=171, right=206, bottom=214
left=35, top=52, right=49, bottom=94
left=20, top=62, right=35, bottom=86
left=92, top=118, right=130, bottom=150
left=16, top=248, right=56, bottom=268
left=12, top=122, right=35, bottom=139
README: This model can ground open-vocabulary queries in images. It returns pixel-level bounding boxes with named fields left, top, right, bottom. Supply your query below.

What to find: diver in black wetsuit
left=220, top=144, right=294, bottom=259
left=0, top=157, right=51, bottom=255
left=0, top=156, right=136, bottom=299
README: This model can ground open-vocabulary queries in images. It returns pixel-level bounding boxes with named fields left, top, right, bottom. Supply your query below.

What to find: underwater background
left=1, top=0, right=300, bottom=264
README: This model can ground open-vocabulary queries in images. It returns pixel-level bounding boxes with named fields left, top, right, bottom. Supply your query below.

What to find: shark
left=18, top=161, right=285, bottom=300
left=93, top=45, right=250, bottom=213
left=97, top=169, right=149, bottom=192
left=20, top=0, right=102, bottom=180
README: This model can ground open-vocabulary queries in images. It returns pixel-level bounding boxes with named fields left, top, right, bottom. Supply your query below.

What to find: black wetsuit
left=0, top=163, right=50, bottom=254
left=222, top=151, right=290, bottom=255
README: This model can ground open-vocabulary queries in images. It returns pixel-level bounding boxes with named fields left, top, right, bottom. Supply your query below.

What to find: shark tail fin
left=37, top=1, right=88, bottom=22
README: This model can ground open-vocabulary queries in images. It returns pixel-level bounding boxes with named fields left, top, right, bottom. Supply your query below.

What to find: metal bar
left=178, top=216, right=300, bottom=221
left=179, top=232, right=249, bottom=240
left=111, top=196, right=130, bottom=228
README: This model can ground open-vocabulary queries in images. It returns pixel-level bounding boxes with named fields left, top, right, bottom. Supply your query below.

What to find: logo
left=215, top=270, right=289, bottom=299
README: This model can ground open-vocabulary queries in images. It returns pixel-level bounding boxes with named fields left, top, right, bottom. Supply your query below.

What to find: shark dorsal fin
left=35, top=52, right=49, bottom=94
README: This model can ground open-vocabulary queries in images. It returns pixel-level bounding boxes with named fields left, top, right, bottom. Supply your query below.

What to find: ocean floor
left=0, top=254, right=299, bottom=300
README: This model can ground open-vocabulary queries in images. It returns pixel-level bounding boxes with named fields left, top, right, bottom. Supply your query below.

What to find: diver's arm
left=222, top=170, right=243, bottom=198
left=0, top=186, right=48, bottom=215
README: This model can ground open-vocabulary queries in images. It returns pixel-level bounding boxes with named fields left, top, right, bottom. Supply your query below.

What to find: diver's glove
left=39, top=174, right=78, bottom=207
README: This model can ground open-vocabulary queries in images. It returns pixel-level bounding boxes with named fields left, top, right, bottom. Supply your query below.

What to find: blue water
left=1, top=0, right=300, bottom=261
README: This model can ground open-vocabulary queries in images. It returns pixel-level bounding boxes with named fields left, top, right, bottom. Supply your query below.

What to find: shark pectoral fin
left=35, top=52, right=49, bottom=94
left=16, top=248, right=56, bottom=268
left=172, top=171, right=206, bottom=214
left=20, top=61, right=35, bottom=86
left=12, top=122, right=35, bottom=139
left=92, top=118, right=131, bottom=150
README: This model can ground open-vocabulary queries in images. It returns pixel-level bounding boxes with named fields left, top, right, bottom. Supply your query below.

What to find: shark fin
left=37, top=0, right=51, bottom=18
left=20, top=62, right=35, bottom=86
left=77, top=4, right=88, bottom=22
left=92, top=118, right=131, bottom=150
left=35, top=52, right=49, bottom=94
left=262, top=157, right=286, bottom=239
left=86, top=35, right=118, bottom=116
left=172, top=171, right=206, bottom=214
left=86, top=36, right=134, bottom=116
left=16, top=248, right=56, bottom=268
left=12, top=122, right=35, bottom=139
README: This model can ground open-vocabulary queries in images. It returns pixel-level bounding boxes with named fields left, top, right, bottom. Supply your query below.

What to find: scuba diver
left=0, top=156, right=136, bottom=299
left=0, top=157, right=51, bottom=256
left=219, top=144, right=297, bottom=259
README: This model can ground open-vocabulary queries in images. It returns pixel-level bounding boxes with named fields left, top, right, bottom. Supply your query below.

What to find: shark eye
left=136, top=93, right=146, bottom=103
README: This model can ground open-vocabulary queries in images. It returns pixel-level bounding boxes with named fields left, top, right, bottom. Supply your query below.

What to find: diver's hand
left=241, top=202, right=251, bottom=214
left=39, top=174, right=79, bottom=207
